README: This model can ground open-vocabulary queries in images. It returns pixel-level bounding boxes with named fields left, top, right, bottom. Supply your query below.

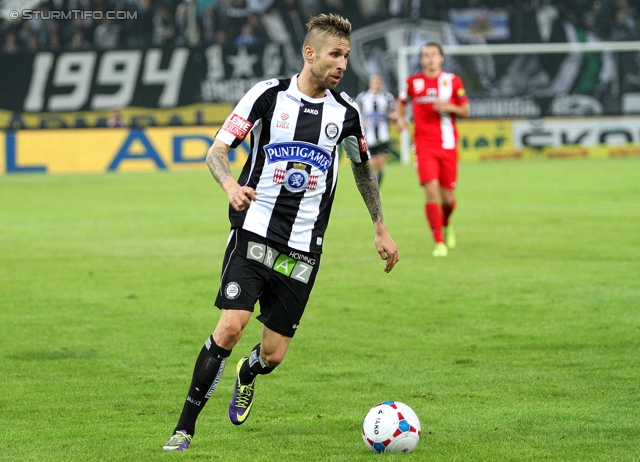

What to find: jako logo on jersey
left=413, top=78, right=425, bottom=93
left=222, top=113, right=253, bottom=140
left=264, top=142, right=332, bottom=173
left=304, top=108, right=319, bottom=115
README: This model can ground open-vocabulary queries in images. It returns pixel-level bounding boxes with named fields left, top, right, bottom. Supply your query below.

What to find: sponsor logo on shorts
left=246, top=241, right=314, bottom=284
left=225, top=282, right=241, bottom=299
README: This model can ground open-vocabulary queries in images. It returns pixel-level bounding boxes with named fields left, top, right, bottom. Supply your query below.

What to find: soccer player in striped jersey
left=163, top=14, right=399, bottom=452
left=397, top=42, right=470, bottom=257
left=356, top=74, right=397, bottom=186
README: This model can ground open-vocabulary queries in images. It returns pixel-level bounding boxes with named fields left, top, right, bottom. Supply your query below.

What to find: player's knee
left=214, top=318, right=245, bottom=347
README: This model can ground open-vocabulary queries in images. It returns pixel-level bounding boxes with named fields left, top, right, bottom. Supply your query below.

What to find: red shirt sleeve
left=452, top=75, right=468, bottom=105
left=399, top=76, right=413, bottom=103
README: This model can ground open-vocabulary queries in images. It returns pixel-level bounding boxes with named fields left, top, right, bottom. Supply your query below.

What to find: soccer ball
left=361, top=401, right=421, bottom=453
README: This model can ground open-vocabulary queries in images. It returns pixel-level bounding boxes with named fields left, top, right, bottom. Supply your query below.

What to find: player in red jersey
left=397, top=42, right=469, bottom=257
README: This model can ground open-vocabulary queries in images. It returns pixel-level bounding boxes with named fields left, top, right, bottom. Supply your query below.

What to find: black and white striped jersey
left=355, top=89, right=396, bottom=146
left=216, top=74, right=370, bottom=254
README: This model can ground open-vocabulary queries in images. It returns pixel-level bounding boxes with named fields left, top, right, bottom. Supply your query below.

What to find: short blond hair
left=303, top=14, right=351, bottom=49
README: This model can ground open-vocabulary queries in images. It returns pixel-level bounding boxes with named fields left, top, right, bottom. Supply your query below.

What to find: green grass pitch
left=1, top=158, right=639, bottom=461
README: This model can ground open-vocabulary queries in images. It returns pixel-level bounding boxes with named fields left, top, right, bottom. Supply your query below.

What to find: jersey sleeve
left=338, top=91, right=371, bottom=163
left=216, top=78, right=279, bottom=148
left=398, top=76, right=412, bottom=103
left=452, top=75, right=468, bottom=105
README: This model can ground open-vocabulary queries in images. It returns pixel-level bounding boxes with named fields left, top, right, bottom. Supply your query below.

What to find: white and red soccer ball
left=361, top=401, right=421, bottom=454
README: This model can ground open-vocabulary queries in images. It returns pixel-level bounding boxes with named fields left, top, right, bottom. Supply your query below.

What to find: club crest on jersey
left=325, top=122, right=339, bottom=139
left=273, top=166, right=318, bottom=192
left=264, top=141, right=332, bottom=173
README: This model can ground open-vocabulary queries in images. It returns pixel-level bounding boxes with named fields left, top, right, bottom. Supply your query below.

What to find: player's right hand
left=229, top=186, right=257, bottom=211
left=396, top=117, right=408, bottom=132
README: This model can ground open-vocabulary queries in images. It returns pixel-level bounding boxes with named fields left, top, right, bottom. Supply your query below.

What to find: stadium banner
left=448, top=9, right=510, bottom=41
left=0, top=126, right=250, bottom=175
left=0, top=43, right=304, bottom=114
left=3, top=27, right=640, bottom=119
left=456, top=117, right=640, bottom=161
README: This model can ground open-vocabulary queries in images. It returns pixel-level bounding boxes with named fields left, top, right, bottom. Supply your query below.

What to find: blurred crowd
left=1, top=0, right=640, bottom=54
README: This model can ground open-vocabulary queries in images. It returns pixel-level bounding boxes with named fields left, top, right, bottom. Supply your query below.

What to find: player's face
left=310, top=36, right=350, bottom=91
left=420, top=46, right=444, bottom=74
left=369, top=74, right=384, bottom=92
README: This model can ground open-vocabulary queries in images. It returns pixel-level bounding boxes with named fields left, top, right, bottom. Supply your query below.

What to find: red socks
left=442, top=200, right=456, bottom=227
left=425, top=203, right=444, bottom=244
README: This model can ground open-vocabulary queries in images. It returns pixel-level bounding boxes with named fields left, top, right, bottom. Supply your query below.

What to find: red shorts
left=414, top=144, right=458, bottom=189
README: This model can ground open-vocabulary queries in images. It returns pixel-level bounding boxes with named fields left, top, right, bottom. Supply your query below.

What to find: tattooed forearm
left=351, top=161, right=384, bottom=224
left=206, top=145, right=232, bottom=186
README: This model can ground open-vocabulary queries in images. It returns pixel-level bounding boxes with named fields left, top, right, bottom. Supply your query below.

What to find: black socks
left=238, top=343, right=275, bottom=385
left=174, top=336, right=231, bottom=436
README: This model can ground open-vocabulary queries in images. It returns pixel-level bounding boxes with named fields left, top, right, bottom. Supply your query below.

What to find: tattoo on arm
left=351, top=161, right=384, bottom=224
left=206, top=145, right=232, bottom=186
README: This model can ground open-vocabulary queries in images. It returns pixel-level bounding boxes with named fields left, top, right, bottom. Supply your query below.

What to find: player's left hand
left=375, top=232, right=399, bottom=273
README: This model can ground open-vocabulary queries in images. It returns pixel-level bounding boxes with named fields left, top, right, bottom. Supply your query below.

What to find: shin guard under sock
left=175, top=336, right=231, bottom=435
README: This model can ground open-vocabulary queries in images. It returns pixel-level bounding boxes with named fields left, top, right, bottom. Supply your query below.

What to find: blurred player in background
left=397, top=42, right=469, bottom=257
left=162, top=13, right=399, bottom=452
left=356, top=74, right=397, bottom=186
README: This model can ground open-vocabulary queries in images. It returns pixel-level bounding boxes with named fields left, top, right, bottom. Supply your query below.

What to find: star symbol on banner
left=227, top=47, right=259, bottom=78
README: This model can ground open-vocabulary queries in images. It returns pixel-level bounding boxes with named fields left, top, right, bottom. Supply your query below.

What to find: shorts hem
left=214, top=303, right=255, bottom=312
left=257, top=314, right=296, bottom=338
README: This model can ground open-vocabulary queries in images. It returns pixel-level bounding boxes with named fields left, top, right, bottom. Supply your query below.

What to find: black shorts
left=215, top=228, right=321, bottom=337
left=369, top=142, right=390, bottom=156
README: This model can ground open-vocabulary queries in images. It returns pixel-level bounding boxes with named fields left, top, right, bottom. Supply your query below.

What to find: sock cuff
left=206, top=335, right=232, bottom=359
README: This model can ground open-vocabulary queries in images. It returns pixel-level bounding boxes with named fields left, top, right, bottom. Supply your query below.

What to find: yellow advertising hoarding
left=0, top=126, right=249, bottom=174
left=456, top=117, right=640, bottom=161
left=3, top=117, right=640, bottom=175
